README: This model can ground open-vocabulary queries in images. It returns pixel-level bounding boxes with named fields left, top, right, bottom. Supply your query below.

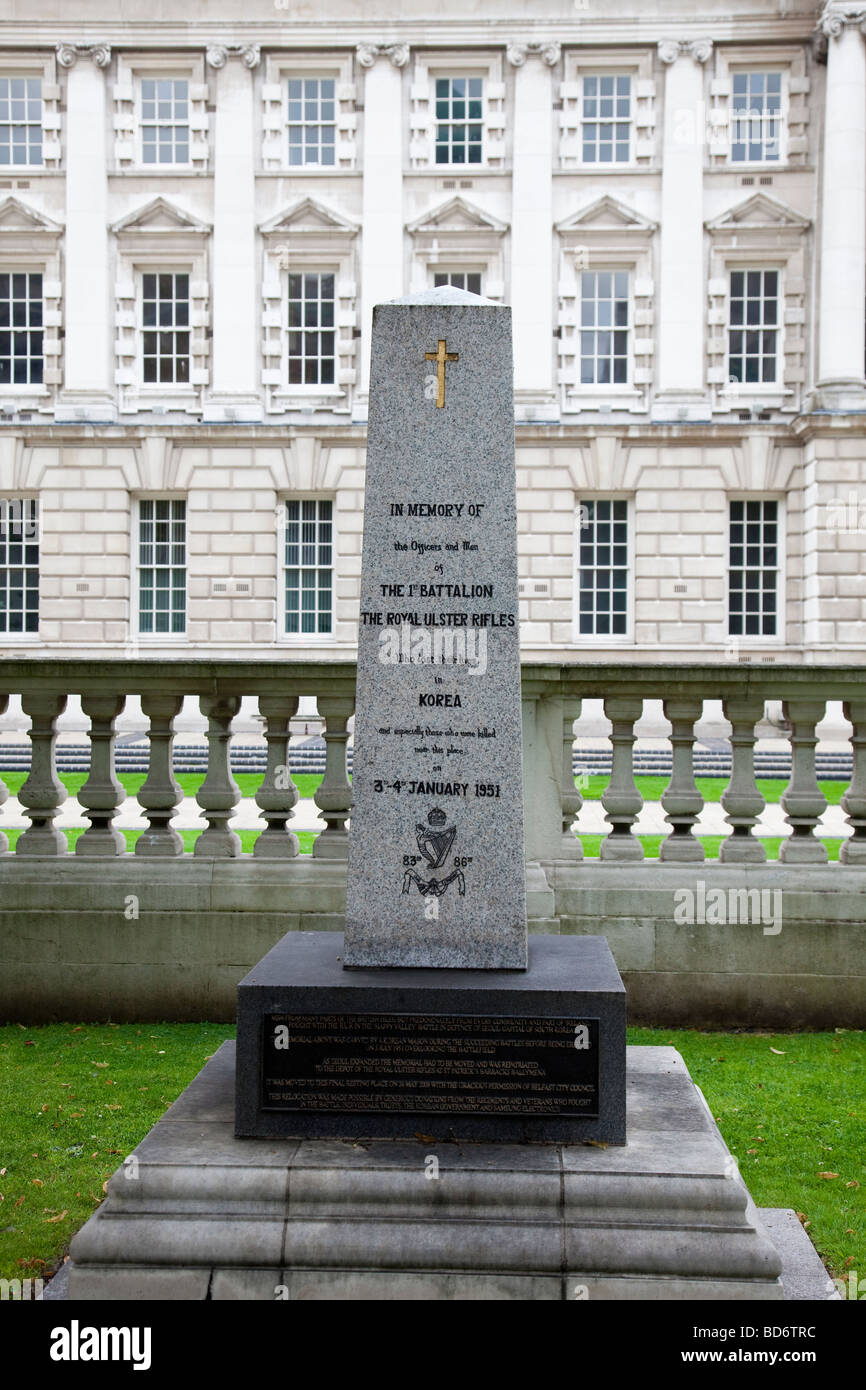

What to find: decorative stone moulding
left=55, top=43, right=112, bottom=68
left=356, top=43, right=410, bottom=69
left=813, top=4, right=866, bottom=58
left=657, top=38, right=713, bottom=64
left=506, top=41, right=562, bottom=67
left=206, top=44, right=261, bottom=70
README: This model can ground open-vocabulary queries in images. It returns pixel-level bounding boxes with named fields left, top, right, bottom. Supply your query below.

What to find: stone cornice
left=657, top=38, right=713, bottom=65
left=356, top=42, right=410, bottom=69
left=506, top=40, right=561, bottom=67
left=55, top=43, right=111, bottom=69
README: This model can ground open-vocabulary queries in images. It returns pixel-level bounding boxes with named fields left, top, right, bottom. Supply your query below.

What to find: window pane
left=0, top=497, right=39, bottom=634
left=284, top=498, right=333, bottom=635
left=728, top=498, right=778, bottom=637
left=576, top=499, right=628, bottom=637
left=138, top=499, right=186, bottom=634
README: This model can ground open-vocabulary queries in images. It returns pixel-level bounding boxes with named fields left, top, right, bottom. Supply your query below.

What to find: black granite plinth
left=236, top=932, right=626, bottom=1143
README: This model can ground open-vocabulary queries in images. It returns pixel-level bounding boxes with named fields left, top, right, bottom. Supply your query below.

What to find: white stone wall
left=0, top=0, right=862, bottom=663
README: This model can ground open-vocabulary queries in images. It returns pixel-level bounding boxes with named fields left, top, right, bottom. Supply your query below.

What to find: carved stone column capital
left=206, top=43, right=260, bottom=70
left=506, top=40, right=561, bottom=67
left=657, top=38, right=712, bottom=65
left=814, top=3, right=866, bottom=56
left=820, top=4, right=866, bottom=38
left=56, top=42, right=112, bottom=69
left=356, top=42, right=410, bottom=69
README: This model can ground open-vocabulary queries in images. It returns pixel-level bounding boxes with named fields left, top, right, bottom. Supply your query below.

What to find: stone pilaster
left=203, top=44, right=261, bottom=422
left=55, top=43, right=114, bottom=422
left=507, top=42, right=559, bottom=418
left=652, top=38, right=713, bottom=422
left=814, top=5, right=866, bottom=408
left=357, top=43, right=409, bottom=406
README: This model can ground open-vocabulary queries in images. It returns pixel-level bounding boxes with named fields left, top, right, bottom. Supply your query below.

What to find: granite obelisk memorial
left=343, top=288, right=525, bottom=970
left=67, top=291, right=785, bottom=1298
left=235, top=288, right=627, bottom=1143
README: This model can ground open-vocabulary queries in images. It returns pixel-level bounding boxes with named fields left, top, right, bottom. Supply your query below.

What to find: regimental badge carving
left=416, top=807, right=456, bottom=868
left=402, top=807, right=465, bottom=900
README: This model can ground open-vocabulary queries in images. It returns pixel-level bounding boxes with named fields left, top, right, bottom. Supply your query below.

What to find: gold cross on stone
left=425, top=339, right=459, bottom=408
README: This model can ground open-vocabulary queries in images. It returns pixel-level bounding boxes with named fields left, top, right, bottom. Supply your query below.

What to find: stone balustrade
left=1, top=659, right=864, bottom=1026
left=0, top=659, right=863, bottom=865
left=0, top=660, right=356, bottom=863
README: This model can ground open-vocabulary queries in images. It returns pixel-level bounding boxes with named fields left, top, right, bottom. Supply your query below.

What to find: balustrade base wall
left=1, top=858, right=863, bottom=1027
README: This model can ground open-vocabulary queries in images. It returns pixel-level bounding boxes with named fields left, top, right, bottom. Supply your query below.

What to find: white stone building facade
left=0, top=0, right=863, bottom=665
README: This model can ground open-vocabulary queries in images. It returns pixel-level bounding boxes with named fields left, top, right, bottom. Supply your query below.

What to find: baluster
left=194, top=693, right=242, bottom=858
left=76, top=694, right=127, bottom=856
left=660, top=698, right=705, bottom=862
left=560, top=696, right=583, bottom=860
left=136, top=693, right=184, bottom=858
left=600, top=697, right=644, bottom=861
left=17, top=692, right=68, bottom=856
left=313, top=694, right=354, bottom=860
left=841, top=699, right=866, bottom=865
left=255, top=694, right=301, bottom=859
left=780, top=699, right=828, bottom=864
left=720, top=696, right=767, bottom=863
left=0, top=693, right=8, bottom=853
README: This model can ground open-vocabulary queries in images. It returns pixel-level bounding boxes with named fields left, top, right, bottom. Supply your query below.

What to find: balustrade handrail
left=0, top=656, right=864, bottom=695
left=0, top=657, right=864, bottom=867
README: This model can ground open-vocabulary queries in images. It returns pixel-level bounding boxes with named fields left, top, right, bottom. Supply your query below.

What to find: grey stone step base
left=45, top=1210, right=836, bottom=1302
left=67, top=1042, right=785, bottom=1301
left=757, top=1209, right=840, bottom=1301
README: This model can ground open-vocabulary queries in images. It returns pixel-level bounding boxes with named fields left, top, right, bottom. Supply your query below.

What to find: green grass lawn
left=574, top=775, right=848, bottom=806
left=0, top=1023, right=861, bottom=1287
left=0, top=770, right=324, bottom=803
left=635, top=1027, right=866, bottom=1285
left=0, top=771, right=849, bottom=807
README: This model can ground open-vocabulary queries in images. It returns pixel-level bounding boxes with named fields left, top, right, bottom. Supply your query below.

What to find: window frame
left=431, top=268, right=484, bottom=296
left=136, top=74, right=193, bottom=170
left=114, top=53, right=208, bottom=173
left=578, top=70, right=634, bottom=167
left=0, top=200, right=62, bottom=404
left=0, top=267, right=45, bottom=390
left=573, top=495, right=634, bottom=644
left=708, top=45, right=807, bottom=171
left=555, top=198, right=657, bottom=414
left=286, top=268, right=338, bottom=391
left=726, top=496, right=785, bottom=643
left=259, top=199, right=359, bottom=416
left=136, top=267, right=193, bottom=392
left=560, top=48, right=656, bottom=171
left=407, top=194, right=507, bottom=301
left=278, top=495, right=337, bottom=644
left=432, top=73, right=486, bottom=168
left=705, top=196, right=809, bottom=414
left=578, top=267, right=632, bottom=389
left=263, top=53, right=356, bottom=173
left=726, top=266, right=781, bottom=390
left=728, top=67, right=786, bottom=167
left=0, top=73, right=44, bottom=170
left=0, top=494, right=39, bottom=642
left=133, top=496, right=188, bottom=642
left=286, top=73, right=338, bottom=170
left=409, top=53, right=505, bottom=171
